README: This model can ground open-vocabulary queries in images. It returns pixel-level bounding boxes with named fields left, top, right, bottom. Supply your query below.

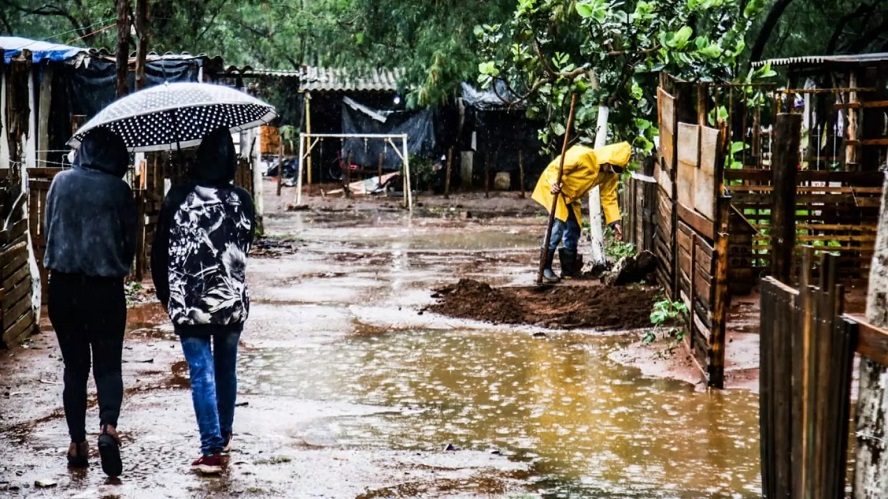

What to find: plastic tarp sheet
left=0, top=36, right=84, bottom=64
left=341, top=96, right=437, bottom=170
left=64, top=58, right=203, bottom=119
left=461, top=81, right=526, bottom=111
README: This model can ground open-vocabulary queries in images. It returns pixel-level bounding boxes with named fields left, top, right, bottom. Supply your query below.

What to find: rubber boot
left=542, top=249, right=560, bottom=283
left=559, top=248, right=578, bottom=279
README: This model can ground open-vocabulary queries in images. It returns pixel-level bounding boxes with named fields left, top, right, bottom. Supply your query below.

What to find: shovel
left=536, top=93, right=579, bottom=287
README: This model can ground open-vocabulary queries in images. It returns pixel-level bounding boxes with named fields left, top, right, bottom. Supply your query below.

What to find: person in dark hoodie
left=151, top=127, right=255, bottom=475
left=44, top=128, right=137, bottom=477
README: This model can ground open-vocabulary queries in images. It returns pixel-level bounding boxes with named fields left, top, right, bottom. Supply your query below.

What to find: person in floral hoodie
left=151, top=127, right=254, bottom=474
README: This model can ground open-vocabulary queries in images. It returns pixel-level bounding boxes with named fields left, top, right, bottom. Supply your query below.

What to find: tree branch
left=826, top=2, right=876, bottom=55
left=749, top=0, right=796, bottom=63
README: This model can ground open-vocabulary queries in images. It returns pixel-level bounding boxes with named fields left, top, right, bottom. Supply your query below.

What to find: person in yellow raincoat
left=531, top=142, right=631, bottom=283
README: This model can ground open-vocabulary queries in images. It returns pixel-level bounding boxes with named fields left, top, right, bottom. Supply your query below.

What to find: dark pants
left=48, top=272, right=126, bottom=443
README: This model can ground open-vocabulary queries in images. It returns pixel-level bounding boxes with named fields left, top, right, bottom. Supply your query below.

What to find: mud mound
left=426, top=279, right=657, bottom=331
left=428, top=279, right=525, bottom=325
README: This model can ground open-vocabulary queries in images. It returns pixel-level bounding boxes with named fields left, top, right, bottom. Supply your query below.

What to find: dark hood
left=74, top=128, right=129, bottom=178
left=192, top=127, right=237, bottom=184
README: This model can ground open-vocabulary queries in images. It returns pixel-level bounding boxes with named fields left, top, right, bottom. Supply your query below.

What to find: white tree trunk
left=587, top=105, right=609, bottom=266
left=855, top=173, right=888, bottom=498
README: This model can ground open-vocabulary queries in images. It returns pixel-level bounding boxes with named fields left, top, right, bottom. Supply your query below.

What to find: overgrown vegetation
left=643, top=296, right=689, bottom=356
left=604, top=226, right=636, bottom=260
left=4, top=1, right=881, bottom=121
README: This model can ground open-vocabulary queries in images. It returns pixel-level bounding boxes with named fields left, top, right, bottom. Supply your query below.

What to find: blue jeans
left=547, top=209, right=581, bottom=252
left=180, top=330, right=241, bottom=456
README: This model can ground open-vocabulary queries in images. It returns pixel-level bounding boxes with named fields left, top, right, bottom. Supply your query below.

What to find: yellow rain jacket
left=531, top=142, right=631, bottom=225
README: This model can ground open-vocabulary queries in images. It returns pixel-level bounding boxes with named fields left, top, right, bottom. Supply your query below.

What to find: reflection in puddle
left=239, top=329, right=760, bottom=497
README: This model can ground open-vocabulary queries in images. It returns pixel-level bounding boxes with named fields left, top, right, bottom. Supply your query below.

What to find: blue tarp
left=0, top=36, right=84, bottom=64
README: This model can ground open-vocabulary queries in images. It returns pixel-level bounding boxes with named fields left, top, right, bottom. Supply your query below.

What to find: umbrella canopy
left=67, top=82, right=278, bottom=152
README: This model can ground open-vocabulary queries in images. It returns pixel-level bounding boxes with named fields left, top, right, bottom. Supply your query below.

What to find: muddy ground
left=0, top=181, right=766, bottom=497
left=426, top=279, right=658, bottom=330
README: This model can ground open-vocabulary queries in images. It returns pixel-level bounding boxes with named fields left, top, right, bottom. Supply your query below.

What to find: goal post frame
left=295, top=132, right=412, bottom=210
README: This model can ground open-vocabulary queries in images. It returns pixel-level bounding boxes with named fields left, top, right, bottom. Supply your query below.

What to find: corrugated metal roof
left=299, top=67, right=403, bottom=93
left=752, top=52, right=888, bottom=68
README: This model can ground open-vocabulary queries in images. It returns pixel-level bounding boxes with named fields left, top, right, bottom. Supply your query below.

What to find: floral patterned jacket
left=151, top=183, right=255, bottom=332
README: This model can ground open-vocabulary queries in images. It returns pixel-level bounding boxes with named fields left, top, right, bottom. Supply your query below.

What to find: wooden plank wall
left=0, top=174, right=37, bottom=347
left=725, top=168, right=881, bottom=279
left=655, top=77, right=732, bottom=388
left=619, top=174, right=656, bottom=251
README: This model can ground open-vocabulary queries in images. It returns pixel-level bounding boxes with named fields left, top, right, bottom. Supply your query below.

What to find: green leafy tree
left=477, top=0, right=767, bottom=154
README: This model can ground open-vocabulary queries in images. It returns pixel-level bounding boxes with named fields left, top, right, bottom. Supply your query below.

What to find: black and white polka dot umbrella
left=67, top=82, right=278, bottom=152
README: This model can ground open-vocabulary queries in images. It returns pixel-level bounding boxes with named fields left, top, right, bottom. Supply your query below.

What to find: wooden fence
left=759, top=249, right=888, bottom=498
left=637, top=74, right=886, bottom=388
left=654, top=75, right=732, bottom=388
left=0, top=172, right=37, bottom=347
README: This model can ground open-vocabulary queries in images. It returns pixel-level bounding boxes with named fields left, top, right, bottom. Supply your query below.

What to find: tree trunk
left=587, top=105, right=609, bottom=266
left=134, top=0, right=148, bottom=91
left=748, top=0, right=796, bottom=63
left=115, top=0, right=130, bottom=99
left=854, top=174, right=888, bottom=498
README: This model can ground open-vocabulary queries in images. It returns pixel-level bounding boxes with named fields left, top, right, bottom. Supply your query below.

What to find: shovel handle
left=537, top=93, right=579, bottom=285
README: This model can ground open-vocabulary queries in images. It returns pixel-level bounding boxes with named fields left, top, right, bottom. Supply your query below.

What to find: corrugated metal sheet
left=299, top=67, right=403, bottom=93
left=752, top=52, right=888, bottom=68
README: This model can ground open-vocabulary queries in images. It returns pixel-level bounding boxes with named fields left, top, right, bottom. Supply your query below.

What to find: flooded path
left=0, top=194, right=761, bottom=497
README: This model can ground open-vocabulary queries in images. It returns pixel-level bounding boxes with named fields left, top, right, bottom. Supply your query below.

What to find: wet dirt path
left=0, top=191, right=761, bottom=498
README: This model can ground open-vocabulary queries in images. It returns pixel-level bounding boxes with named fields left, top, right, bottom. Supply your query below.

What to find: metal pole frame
left=296, top=132, right=410, bottom=208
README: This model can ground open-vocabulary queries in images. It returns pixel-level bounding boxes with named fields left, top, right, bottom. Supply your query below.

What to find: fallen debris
left=251, top=237, right=302, bottom=258
left=601, top=250, right=657, bottom=287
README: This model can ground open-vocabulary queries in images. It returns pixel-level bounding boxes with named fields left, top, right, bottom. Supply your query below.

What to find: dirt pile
left=428, top=279, right=525, bottom=325
left=426, top=279, right=658, bottom=330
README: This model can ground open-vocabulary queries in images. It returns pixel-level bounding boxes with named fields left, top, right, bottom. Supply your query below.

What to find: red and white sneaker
left=191, top=454, right=223, bottom=475
left=222, top=434, right=233, bottom=454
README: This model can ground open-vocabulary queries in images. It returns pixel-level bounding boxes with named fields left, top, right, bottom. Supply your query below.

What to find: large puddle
left=238, top=327, right=760, bottom=497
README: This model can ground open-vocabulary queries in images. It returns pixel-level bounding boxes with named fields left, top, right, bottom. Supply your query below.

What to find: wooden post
left=402, top=135, right=412, bottom=210
left=854, top=170, right=888, bottom=497
left=444, top=147, right=453, bottom=199
left=37, top=65, right=52, bottom=168
left=305, top=92, right=313, bottom=191
left=296, top=133, right=305, bottom=206
left=344, top=151, right=352, bottom=198
left=115, top=0, right=130, bottom=99
left=134, top=0, right=148, bottom=91
left=276, top=142, right=283, bottom=196
left=771, top=113, right=802, bottom=283
left=846, top=72, right=859, bottom=169
left=518, top=149, right=525, bottom=198
left=378, top=151, right=384, bottom=185
left=709, top=196, right=731, bottom=388
left=484, top=152, right=490, bottom=199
